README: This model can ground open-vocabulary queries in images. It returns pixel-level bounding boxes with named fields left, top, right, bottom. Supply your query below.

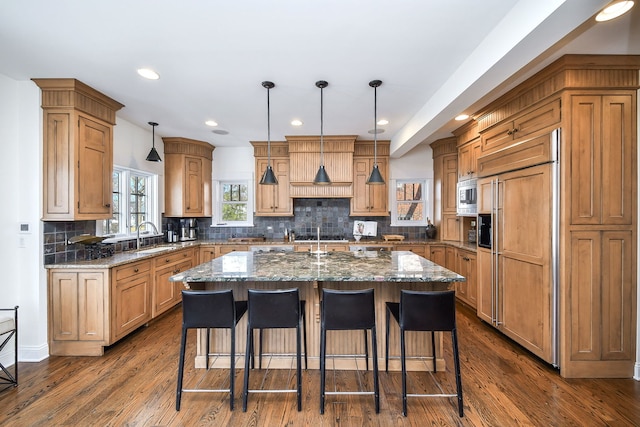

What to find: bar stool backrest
left=248, top=288, right=300, bottom=329
left=182, top=290, right=236, bottom=328
left=400, top=290, right=456, bottom=332
left=322, top=288, right=375, bottom=330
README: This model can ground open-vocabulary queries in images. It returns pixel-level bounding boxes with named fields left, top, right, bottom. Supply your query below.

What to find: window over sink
left=97, top=166, right=160, bottom=238
left=390, top=179, right=431, bottom=227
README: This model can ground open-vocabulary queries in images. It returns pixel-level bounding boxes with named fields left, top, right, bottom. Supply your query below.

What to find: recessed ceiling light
left=212, top=129, right=229, bottom=135
left=455, top=114, right=470, bottom=121
left=377, top=119, right=389, bottom=125
left=137, top=68, right=160, bottom=80
left=205, top=120, right=218, bottom=127
left=368, top=128, right=385, bottom=134
left=291, top=119, right=303, bottom=126
left=596, top=0, right=634, bottom=21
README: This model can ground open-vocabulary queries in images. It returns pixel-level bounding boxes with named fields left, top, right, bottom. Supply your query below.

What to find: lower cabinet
left=113, top=259, right=152, bottom=341
left=48, top=246, right=196, bottom=356
left=455, top=249, right=477, bottom=309
left=48, top=270, right=109, bottom=356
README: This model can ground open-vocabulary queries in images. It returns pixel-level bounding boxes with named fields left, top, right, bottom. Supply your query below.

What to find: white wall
left=0, top=76, right=47, bottom=364
left=389, top=143, right=433, bottom=181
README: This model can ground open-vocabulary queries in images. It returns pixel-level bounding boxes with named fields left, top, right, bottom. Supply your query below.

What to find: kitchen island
left=171, top=250, right=464, bottom=371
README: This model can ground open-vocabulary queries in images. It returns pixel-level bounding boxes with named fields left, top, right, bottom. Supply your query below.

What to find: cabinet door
left=44, top=112, right=72, bottom=216
left=50, top=271, right=79, bottom=341
left=368, top=157, right=388, bottom=215
left=114, top=272, right=152, bottom=340
left=78, top=115, right=112, bottom=217
left=456, top=250, right=477, bottom=308
left=255, top=159, right=292, bottom=216
left=476, top=248, right=493, bottom=323
left=458, top=140, right=480, bottom=180
left=429, top=245, right=446, bottom=266
left=570, top=94, right=634, bottom=225
left=154, top=261, right=187, bottom=317
left=442, top=155, right=458, bottom=214
left=200, top=246, right=217, bottom=262
left=441, top=214, right=461, bottom=241
left=184, top=156, right=204, bottom=215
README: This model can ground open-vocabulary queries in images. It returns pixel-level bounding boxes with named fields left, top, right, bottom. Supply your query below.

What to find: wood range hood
left=286, top=135, right=356, bottom=198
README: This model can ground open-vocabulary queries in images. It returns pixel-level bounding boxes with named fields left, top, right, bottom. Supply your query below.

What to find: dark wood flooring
left=1, top=303, right=639, bottom=426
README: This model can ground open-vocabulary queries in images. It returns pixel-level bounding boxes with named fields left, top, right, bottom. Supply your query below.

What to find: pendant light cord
left=320, top=84, right=324, bottom=167
left=267, top=85, right=272, bottom=167
left=373, top=83, right=378, bottom=167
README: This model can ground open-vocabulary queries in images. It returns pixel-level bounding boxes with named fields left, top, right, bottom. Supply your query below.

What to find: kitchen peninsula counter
left=171, top=250, right=464, bottom=371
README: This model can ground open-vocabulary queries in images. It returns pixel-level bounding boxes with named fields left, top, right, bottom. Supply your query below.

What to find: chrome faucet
left=136, top=221, right=159, bottom=250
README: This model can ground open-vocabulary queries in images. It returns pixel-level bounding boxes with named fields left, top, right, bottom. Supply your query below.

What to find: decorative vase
left=426, top=219, right=437, bottom=239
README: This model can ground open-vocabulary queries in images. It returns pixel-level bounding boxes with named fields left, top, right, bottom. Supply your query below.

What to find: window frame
left=97, top=166, right=160, bottom=239
left=390, top=178, right=432, bottom=227
left=213, top=179, right=254, bottom=227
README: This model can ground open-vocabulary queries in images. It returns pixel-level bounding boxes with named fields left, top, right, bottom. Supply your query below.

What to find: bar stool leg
left=452, top=328, right=464, bottom=417
left=230, top=324, right=236, bottom=410
left=431, top=331, right=437, bottom=373
left=176, top=327, right=188, bottom=411
left=371, top=326, right=380, bottom=413
left=385, top=306, right=390, bottom=372
left=320, top=326, right=327, bottom=414
left=364, top=329, right=369, bottom=371
left=400, top=328, right=407, bottom=416
left=242, top=326, right=252, bottom=412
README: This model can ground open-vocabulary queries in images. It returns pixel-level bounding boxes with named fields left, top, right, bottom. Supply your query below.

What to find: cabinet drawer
left=114, top=260, right=151, bottom=281
left=154, top=248, right=194, bottom=267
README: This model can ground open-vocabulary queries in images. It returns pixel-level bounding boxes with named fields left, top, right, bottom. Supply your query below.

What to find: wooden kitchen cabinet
left=48, top=270, right=109, bottom=356
left=480, top=98, right=560, bottom=154
left=152, top=248, right=195, bottom=317
left=255, top=158, right=293, bottom=216
left=351, top=156, right=389, bottom=216
left=568, top=94, right=634, bottom=226
left=428, top=245, right=446, bottom=266
left=430, top=138, right=459, bottom=241
left=458, top=138, right=481, bottom=180
left=112, top=260, right=152, bottom=341
left=34, top=78, right=123, bottom=221
left=199, top=245, right=217, bottom=262
left=394, top=243, right=427, bottom=257
left=163, top=137, right=214, bottom=218
left=455, top=249, right=477, bottom=309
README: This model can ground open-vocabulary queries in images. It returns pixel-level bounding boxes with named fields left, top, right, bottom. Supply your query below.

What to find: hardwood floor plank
left=1, top=303, right=639, bottom=426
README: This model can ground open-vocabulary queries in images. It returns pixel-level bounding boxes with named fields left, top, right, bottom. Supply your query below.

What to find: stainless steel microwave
left=456, top=179, right=477, bottom=216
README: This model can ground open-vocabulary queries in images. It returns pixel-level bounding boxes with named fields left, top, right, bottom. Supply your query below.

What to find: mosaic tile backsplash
left=44, top=198, right=430, bottom=264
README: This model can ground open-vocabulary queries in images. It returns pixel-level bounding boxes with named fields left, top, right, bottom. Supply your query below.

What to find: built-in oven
left=478, top=214, right=492, bottom=249
left=456, top=179, right=477, bottom=216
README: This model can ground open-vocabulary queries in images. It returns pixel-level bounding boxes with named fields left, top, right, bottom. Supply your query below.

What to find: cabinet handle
left=173, top=268, right=180, bottom=274
left=463, top=257, right=470, bottom=261
left=134, top=268, right=139, bottom=273
left=512, top=128, right=519, bottom=134
left=165, top=258, right=170, bottom=263
left=105, top=203, right=111, bottom=208
left=507, top=129, right=513, bottom=136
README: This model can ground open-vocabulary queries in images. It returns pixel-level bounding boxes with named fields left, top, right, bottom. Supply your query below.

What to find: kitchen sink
left=137, top=246, right=175, bottom=255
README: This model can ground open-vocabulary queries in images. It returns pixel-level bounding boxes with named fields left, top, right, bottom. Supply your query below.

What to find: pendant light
left=145, top=121, right=162, bottom=162
left=366, top=80, right=385, bottom=185
left=313, top=80, right=331, bottom=185
left=259, top=81, right=278, bottom=185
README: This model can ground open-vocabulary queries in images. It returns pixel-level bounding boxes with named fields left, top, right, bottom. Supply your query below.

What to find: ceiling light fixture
left=145, top=122, right=162, bottom=162
left=313, top=80, right=331, bottom=185
left=259, top=81, right=278, bottom=185
left=455, top=114, right=470, bottom=121
left=137, top=68, right=160, bottom=80
left=205, top=120, right=218, bottom=127
left=367, top=80, right=385, bottom=185
left=291, top=119, right=303, bottom=126
left=377, top=119, right=389, bottom=125
left=596, top=0, right=634, bottom=21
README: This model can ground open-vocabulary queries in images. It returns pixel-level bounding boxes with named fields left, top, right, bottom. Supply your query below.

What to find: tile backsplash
left=44, top=198, right=429, bottom=264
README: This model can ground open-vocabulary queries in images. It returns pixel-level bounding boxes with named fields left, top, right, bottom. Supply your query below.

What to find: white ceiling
left=1, top=0, right=638, bottom=157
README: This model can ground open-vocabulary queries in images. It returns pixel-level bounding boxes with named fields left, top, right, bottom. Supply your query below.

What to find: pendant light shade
left=259, top=81, right=278, bottom=185
left=145, top=122, right=162, bottom=162
left=366, top=80, right=385, bottom=185
left=314, top=80, right=331, bottom=185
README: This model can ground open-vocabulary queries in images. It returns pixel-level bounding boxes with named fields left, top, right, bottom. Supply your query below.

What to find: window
left=99, top=166, right=159, bottom=238
left=214, top=180, right=254, bottom=227
left=390, top=179, right=431, bottom=227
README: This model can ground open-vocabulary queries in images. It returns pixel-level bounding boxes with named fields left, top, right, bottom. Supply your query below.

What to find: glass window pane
left=397, top=202, right=424, bottom=221
left=396, top=182, right=422, bottom=201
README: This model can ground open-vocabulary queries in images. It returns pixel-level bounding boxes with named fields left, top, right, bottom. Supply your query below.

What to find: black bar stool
left=320, top=288, right=379, bottom=414
left=242, top=288, right=303, bottom=412
left=0, top=306, right=18, bottom=389
left=176, top=290, right=247, bottom=411
left=255, top=300, right=307, bottom=370
left=385, top=290, right=463, bottom=417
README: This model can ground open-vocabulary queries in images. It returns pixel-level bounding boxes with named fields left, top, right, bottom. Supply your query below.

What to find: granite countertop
left=169, top=250, right=466, bottom=283
left=45, top=239, right=477, bottom=269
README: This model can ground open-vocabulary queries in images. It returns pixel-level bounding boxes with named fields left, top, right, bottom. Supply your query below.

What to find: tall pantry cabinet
left=34, top=79, right=124, bottom=220
left=471, top=55, right=639, bottom=378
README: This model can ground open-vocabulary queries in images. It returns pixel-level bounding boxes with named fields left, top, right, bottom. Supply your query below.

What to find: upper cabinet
left=251, top=141, right=293, bottom=216
left=34, top=78, right=124, bottom=221
left=430, top=137, right=460, bottom=241
left=350, top=140, right=390, bottom=216
left=163, top=137, right=214, bottom=218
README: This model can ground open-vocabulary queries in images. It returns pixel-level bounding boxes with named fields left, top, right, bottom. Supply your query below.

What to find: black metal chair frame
left=176, top=290, right=247, bottom=411
left=0, top=306, right=18, bottom=389
left=320, top=288, right=379, bottom=415
left=243, top=288, right=303, bottom=412
left=255, top=300, right=307, bottom=370
left=385, top=290, right=463, bottom=417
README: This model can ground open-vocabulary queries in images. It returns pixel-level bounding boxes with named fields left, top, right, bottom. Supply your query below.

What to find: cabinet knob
left=134, top=268, right=139, bottom=273
left=173, top=268, right=180, bottom=274
left=105, top=203, right=111, bottom=208
left=165, top=258, right=170, bottom=263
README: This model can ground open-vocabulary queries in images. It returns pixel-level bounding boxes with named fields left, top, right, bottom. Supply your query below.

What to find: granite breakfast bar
left=170, top=250, right=465, bottom=371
